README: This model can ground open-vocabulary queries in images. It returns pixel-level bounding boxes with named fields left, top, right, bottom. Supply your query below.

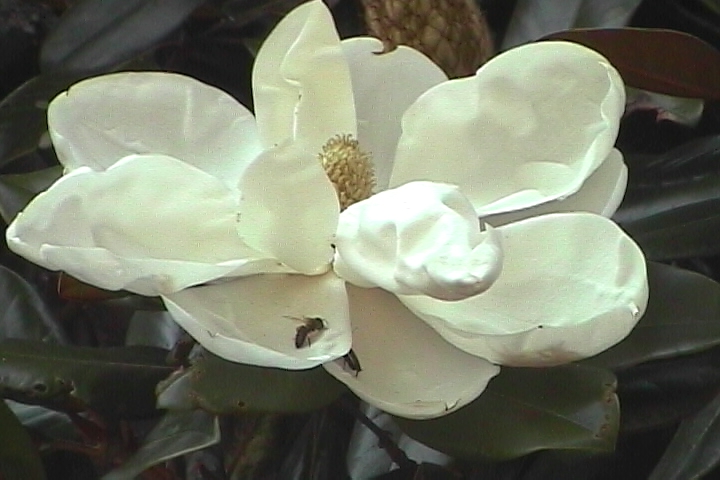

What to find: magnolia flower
left=6, top=1, right=648, bottom=419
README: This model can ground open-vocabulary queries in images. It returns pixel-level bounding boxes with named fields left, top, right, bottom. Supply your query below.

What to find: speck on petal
left=333, top=181, right=503, bottom=300
left=163, top=271, right=351, bottom=369
left=323, top=285, right=500, bottom=419
left=399, top=212, right=648, bottom=366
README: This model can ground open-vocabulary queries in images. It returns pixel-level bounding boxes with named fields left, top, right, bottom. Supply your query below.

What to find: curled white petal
left=334, top=181, right=503, bottom=301
left=236, top=141, right=339, bottom=275
left=323, top=285, right=500, bottom=419
left=163, top=272, right=351, bottom=369
left=48, top=72, right=261, bottom=187
left=6, top=155, right=288, bottom=295
left=252, top=0, right=356, bottom=153
left=485, top=148, right=628, bottom=226
left=341, top=37, right=447, bottom=190
left=390, top=41, right=626, bottom=216
left=399, top=212, right=649, bottom=366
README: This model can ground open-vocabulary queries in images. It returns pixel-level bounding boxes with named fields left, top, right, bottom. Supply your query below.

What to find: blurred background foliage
left=1, top=0, right=720, bottom=478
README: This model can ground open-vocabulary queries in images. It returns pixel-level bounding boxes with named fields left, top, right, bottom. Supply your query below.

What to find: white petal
left=389, top=41, right=626, bottom=216
left=162, top=272, right=351, bottom=369
left=484, top=148, right=627, bottom=226
left=323, top=285, right=500, bottom=419
left=341, top=38, right=447, bottom=190
left=236, top=141, right=339, bottom=275
left=6, top=155, right=288, bottom=296
left=252, top=0, right=356, bottom=152
left=399, top=213, right=648, bottom=366
left=48, top=72, right=260, bottom=187
left=334, top=182, right=503, bottom=301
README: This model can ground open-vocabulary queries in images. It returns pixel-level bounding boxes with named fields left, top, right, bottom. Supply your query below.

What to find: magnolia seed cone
left=359, top=0, right=494, bottom=78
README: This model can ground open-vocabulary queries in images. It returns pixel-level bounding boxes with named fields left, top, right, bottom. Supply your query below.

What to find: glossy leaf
left=649, top=388, right=720, bottom=479
left=156, top=350, right=347, bottom=414
left=40, top=0, right=205, bottom=75
left=625, top=134, right=720, bottom=183
left=614, top=173, right=720, bottom=260
left=586, top=262, right=720, bottom=369
left=543, top=28, right=720, bottom=99
left=221, top=0, right=305, bottom=27
left=0, top=166, right=62, bottom=223
left=0, top=265, right=66, bottom=344
left=0, top=75, right=76, bottom=170
left=102, top=410, right=219, bottom=480
left=0, top=340, right=173, bottom=417
left=0, top=400, right=46, bottom=480
left=394, top=364, right=618, bottom=461
left=617, top=348, right=720, bottom=434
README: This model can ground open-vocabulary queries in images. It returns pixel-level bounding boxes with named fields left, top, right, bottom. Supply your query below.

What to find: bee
left=287, top=316, right=326, bottom=348
left=342, top=349, right=362, bottom=376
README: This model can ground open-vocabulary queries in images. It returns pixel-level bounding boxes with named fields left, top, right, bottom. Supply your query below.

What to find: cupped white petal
left=323, top=285, right=500, bottom=419
left=236, top=141, right=339, bottom=275
left=333, top=182, right=503, bottom=300
left=485, top=149, right=628, bottom=226
left=48, top=72, right=260, bottom=187
left=389, top=41, right=626, bottom=216
left=341, top=37, right=447, bottom=190
left=252, top=0, right=356, bottom=153
left=162, top=272, right=351, bottom=369
left=6, top=154, right=288, bottom=296
left=399, top=212, right=648, bottom=366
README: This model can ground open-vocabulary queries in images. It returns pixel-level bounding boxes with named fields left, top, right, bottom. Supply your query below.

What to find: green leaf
left=0, top=75, right=77, bottom=170
left=221, top=0, right=304, bottom=27
left=626, top=134, right=720, bottom=183
left=543, top=28, right=720, bottom=99
left=585, top=262, right=720, bottom=369
left=0, top=166, right=62, bottom=223
left=0, top=340, right=173, bottom=417
left=0, top=265, right=66, bottom=344
left=617, top=348, right=720, bottom=434
left=102, top=410, right=219, bottom=480
left=649, top=386, right=720, bottom=479
left=40, top=0, right=205, bottom=75
left=157, top=350, right=346, bottom=414
left=0, top=400, right=46, bottom=480
left=614, top=173, right=720, bottom=260
left=394, top=364, right=618, bottom=461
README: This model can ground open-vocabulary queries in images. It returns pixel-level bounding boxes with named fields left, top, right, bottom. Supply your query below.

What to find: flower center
left=319, top=134, right=376, bottom=210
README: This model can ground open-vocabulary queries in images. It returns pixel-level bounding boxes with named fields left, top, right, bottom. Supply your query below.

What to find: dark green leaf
left=394, top=364, right=618, bottom=461
left=221, top=0, right=305, bottom=27
left=585, top=262, right=720, bottom=369
left=614, top=173, right=720, bottom=260
left=157, top=350, right=346, bottom=414
left=617, top=348, right=720, bottom=434
left=0, top=75, right=77, bottom=171
left=543, top=28, right=720, bottom=99
left=0, top=340, right=173, bottom=417
left=649, top=388, right=720, bottom=479
left=0, top=265, right=66, bottom=344
left=626, top=134, right=720, bottom=182
left=40, top=0, right=205, bottom=75
left=0, top=400, right=46, bottom=480
left=102, top=410, right=219, bottom=480
left=0, top=166, right=61, bottom=223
